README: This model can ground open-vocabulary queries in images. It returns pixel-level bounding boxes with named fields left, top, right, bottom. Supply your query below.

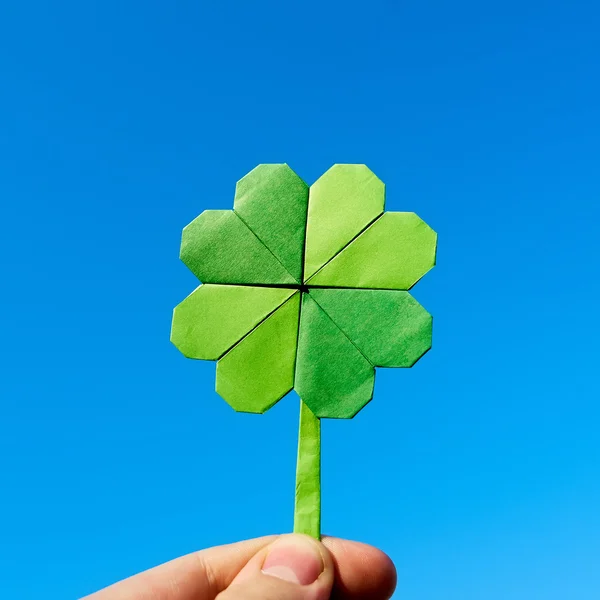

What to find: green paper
left=171, top=164, right=438, bottom=541
left=303, top=165, right=385, bottom=281
left=180, top=210, right=296, bottom=285
left=294, top=399, right=321, bottom=540
left=308, top=212, right=437, bottom=290
left=171, top=285, right=295, bottom=360
left=234, top=164, right=308, bottom=283
left=310, top=288, right=432, bottom=367
left=295, top=293, right=374, bottom=419
left=216, top=292, right=300, bottom=413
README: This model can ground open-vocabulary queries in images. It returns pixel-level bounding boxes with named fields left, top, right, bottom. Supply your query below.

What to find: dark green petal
left=295, top=293, right=374, bottom=419
left=234, top=164, right=308, bottom=283
left=310, top=288, right=432, bottom=367
left=180, top=210, right=296, bottom=285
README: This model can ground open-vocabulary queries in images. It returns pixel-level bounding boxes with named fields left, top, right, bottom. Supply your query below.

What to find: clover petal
left=216, top=292, right=300, bottom=413
left=303, top=165, right=384, bottom=281
left=171, top=284, right=295, bottom=360
left=234, top=164, right=308, bottom=283
left=309, top=288, right=432, bottom=367
left=180, top=210, right=296, bottom=285
left=307, top=212, right=436, bottom=290
left=295, top=293, right=374, bottom=419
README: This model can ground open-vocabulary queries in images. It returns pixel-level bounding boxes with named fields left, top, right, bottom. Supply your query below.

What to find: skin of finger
left=82, top=535, right=396, bottom=600
left=216, top=534, right=335, bottom=600
left=323, top=537, right=397, bottom=600
left=82, top=536, right=277, bottom=600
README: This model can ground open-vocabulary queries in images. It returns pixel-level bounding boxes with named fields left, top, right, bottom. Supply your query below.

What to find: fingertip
left=261, top=534, right=332, bottom=586
left=322, top=536, right=397, bottom=600
left=220, top=534, right=335, bottom=599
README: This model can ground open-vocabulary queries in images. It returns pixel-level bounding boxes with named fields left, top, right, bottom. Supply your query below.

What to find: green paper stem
left=294, top=399, right=321, bottom=540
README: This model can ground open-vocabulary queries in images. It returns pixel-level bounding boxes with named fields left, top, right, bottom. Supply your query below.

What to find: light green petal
left=308, top=212, right=436, bottom=290
left=234, top=164, right=308, bottom=283
left=295, top=293, right=374, bottom=419
left=310, top=288, right=432, bottom=367
left=171, top=285, right=295, bottom=360
left=303, top=165, right=384, bottom=281
left=216, top=292, right=300, bottom=413
left=180, top=210, right=296, bottom=285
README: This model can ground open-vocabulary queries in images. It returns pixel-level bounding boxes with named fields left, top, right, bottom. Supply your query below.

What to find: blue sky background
left=1, top=1, right=599, bottom=598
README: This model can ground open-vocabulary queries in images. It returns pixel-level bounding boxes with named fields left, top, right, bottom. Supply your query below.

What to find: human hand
left=84, top=534, right=397, bottom=600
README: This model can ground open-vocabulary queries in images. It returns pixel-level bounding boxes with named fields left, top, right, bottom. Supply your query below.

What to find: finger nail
left=261, top=535, right=324, bottom=585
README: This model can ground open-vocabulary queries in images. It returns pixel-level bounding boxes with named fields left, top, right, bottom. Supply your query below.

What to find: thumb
left=216, top=534, right=334, bottom=600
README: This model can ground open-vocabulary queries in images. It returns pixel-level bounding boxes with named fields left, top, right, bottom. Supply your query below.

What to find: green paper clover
left=171, top=164, right=437, bottom=538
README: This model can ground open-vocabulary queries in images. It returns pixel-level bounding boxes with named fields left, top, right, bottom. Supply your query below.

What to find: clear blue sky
left=1, top=1, right=599, bottom=598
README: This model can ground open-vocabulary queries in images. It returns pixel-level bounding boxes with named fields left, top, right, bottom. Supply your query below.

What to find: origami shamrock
left=171, top=164, right=437, bottom=539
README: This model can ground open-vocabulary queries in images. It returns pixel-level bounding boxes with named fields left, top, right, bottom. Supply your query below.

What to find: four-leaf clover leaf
left=171, top=164, right=437, bottom=538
